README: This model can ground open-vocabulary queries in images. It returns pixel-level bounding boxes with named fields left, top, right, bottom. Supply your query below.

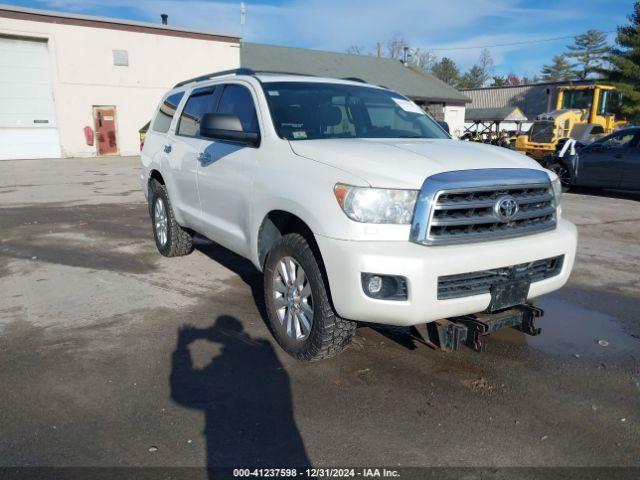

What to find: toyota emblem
left=494, top=196, right=519, bottom=222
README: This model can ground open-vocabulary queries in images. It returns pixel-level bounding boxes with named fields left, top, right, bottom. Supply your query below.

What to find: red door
left=93, top=107, right=118, bottom=155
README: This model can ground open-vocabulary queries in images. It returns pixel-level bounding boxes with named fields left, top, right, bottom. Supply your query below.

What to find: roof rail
left=253, top=70, right=317, bottom=77
left=342, top=77, right=367, bottom=83
left=174, top=68, right=256, bottom=88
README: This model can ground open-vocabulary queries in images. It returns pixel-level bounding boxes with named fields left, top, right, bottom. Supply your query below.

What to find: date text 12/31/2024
left=233, top=468, right=401, bottom=478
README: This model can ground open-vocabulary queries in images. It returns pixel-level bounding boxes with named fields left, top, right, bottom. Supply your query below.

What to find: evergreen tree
left=541, top=55, right=575, bottom=81
left=491, top=76, right=507, bottom=87
left=458, top=65, right=486, bottom=89
left=431, top=57, right=460, bottom=86
left=603, top=2, right=640, bottom=117
left=566, top=29, right=610, bottom=79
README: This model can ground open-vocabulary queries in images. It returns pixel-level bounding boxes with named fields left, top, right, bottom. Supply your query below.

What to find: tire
left=547, top=163, right=571, bottom=192
left=263, top=233, right=356, bottom=361
left=149, top=179, right=194, bottom=257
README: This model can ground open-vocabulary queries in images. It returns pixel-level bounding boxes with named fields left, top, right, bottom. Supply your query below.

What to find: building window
left=424, top=102, right=445, bottom=121
left=113, top=50, right=129, bottom=66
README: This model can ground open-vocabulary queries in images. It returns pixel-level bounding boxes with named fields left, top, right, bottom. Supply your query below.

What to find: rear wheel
left=149, top=180, right=194, bottom=257
left=264, top=233, right=356, bottom=361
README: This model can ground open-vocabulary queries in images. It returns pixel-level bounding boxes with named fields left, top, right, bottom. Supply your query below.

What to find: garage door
left=0, top=36, right=61, bottom=160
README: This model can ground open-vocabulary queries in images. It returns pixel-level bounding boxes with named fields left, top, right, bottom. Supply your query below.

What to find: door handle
left=163, top=144, right=172, bottom=154
left=198, top=152, right=211, bottom=163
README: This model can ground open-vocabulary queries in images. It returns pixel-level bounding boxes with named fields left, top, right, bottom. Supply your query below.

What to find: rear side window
left=601, top=132, right=636, bottom=149
left=217, top=84, right=259, bottom=133
left=152, top=92, right=184, bottom=133
left=177, top=87, right=217, bottom=137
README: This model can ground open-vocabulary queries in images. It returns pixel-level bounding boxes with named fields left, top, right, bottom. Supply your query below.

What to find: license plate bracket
left=487, top=279, right=531, bottom=313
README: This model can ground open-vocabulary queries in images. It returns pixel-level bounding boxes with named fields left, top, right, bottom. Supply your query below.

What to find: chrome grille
left=438, top=255, right=564, bottom=300
left=410, top=169, right=557, bottom=246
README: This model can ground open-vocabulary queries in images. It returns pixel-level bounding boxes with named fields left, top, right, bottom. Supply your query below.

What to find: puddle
left=523, top=296, right=640, bottom=356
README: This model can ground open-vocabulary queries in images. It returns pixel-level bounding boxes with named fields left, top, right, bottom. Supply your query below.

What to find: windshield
left=561, top=89, right=594, bottom=110
left=262, top=81, right=449, bottom=141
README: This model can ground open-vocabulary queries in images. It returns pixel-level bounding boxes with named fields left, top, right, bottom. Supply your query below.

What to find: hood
left=289, top=138, right=544, bottom=189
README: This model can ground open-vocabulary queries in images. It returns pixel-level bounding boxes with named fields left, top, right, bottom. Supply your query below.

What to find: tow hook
left=415, top=304, right=543, bottom=352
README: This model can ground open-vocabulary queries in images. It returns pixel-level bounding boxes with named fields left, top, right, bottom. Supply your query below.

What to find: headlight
left=551, top=176, right=562, bottom=207
left=334, top=184, right=418, bottom=224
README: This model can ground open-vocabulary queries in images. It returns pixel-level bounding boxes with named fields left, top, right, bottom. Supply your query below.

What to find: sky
left=2, top=0, right=634, bottom=78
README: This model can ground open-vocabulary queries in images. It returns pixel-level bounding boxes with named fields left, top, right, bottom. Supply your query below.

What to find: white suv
left=141, top=69, right=577, bottom=360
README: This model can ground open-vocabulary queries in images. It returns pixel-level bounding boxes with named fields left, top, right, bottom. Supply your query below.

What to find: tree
left=458, top=65, right=485, bottom=89
left=506, top=73, right=521, bottom=86
left=603, top=2, right=640, bottom=118
left=346, top=45, right=366, bottom=55
left=566, top=29, right=610, bottom=79
left=541, top=55, right=575, bottom=81
left=491, top=76, right=507, bottom=87
left=431, top=57, right=460, bottom=86
left=386, top=34, right=408, bottom=59
left=477, top=48, right=494, bottom=86
left=415, top=50, right=436, bottom=71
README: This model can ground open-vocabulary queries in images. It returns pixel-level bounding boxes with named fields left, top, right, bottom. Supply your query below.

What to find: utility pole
left=376, top=42, right=381, bottom=58
left=240, top=2, right=246, bottom=38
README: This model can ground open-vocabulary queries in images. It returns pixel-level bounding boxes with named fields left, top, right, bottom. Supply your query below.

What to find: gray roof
left=465, top=107, right=528, bottom=122
left=241, top=42, right=470, bottom=104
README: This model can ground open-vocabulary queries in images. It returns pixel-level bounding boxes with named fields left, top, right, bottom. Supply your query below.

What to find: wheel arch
left=257, top=210, right=319, bottom=269
left=147, top=170, right=166, bottom=216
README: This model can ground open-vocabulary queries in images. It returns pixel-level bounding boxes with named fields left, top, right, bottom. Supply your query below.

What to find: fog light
left=367, top=275, right=383, bottom=294
left=361, top=273, right=408, bottom=301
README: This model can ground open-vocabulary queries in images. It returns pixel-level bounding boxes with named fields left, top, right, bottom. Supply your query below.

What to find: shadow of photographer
left=170, top=315, right=311, bottom=472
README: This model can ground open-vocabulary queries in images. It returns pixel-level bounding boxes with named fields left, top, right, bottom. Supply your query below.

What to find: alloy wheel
left=272, top=256, right=313, bottom=340
left=154, top=197, right=168, bottom=246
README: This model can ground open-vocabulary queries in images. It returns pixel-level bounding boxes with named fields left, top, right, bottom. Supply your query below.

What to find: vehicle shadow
left=194, top=236, right=267, bottom=320
left=169, top=315, right=311, bottom=472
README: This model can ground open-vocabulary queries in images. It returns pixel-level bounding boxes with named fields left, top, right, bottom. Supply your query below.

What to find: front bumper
left=315, top=218, right=577, bottom=326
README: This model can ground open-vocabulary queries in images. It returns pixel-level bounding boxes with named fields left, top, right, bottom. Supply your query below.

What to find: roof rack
left=173, top=69, right=366, bottom=89
left=342, top=77, right=367, bottom=83
left=174, top=68, right=256, bottom=88
left=254, top=70, right=317, bottom=77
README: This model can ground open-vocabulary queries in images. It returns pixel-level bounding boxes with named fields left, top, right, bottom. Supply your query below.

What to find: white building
left=0, top=5, right=240, bottom=159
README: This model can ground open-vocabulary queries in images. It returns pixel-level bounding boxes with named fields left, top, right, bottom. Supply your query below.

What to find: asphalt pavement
left=0, top=156, right=638, bottom=474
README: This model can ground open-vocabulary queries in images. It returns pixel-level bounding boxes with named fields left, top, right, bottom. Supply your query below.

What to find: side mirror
left=200, top=113, right=260, bottom=147
left=437, top=120, right=450, bottom=134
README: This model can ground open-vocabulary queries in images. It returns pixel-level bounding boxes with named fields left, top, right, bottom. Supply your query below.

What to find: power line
left=429, top=31, right=617, bottom=51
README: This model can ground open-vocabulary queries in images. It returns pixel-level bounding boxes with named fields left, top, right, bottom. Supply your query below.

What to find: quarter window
left=217, top=84, right=259, bottom=133
left=177, top=88, right=217, bottom=137
left=152, top=92, right=184, bottom=133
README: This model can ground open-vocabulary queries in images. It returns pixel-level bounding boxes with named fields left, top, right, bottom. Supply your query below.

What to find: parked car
left=140, top=69, right=577, bottom=361
left=547, top=127, right=640, bottom=191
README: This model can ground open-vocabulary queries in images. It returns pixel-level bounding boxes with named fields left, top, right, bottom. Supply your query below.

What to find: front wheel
left=149, top=180, right=194, bottom=257
left=263, top=233, right=356, bottom=361
left=547, top=163, right=572, bottom=192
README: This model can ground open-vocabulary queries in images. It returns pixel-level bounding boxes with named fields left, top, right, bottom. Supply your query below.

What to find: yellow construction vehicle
left=516, top=84, right=627, bottom=160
